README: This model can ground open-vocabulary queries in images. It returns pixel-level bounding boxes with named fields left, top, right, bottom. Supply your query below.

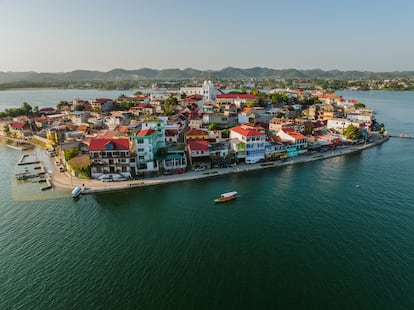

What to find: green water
left=1, top=91, right=414, bottom=309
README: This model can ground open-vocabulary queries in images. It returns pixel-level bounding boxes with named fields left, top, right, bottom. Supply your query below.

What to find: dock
left=389, top=135, right=414, bottom=139
left=17, top=154, right=40, bottom=166
left=40, top=178, right=53, bottom=191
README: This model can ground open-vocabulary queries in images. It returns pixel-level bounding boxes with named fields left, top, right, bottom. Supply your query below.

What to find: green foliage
left=74, top=104, right=86, bottom=111
left=0, top=102, right=33, bottom=117
left=71, top=163, right=91, bottom=178
left=64, top=148, right=80, bottom=161
left=221, top=129, right=230, bottom=138
left=270, top=92, right=289, bottom=104
left=56, top=100, right=69, bottom=110
left=354, top=103, right=366, bottom=109
left=343, top=124, right=363, bottom=140
left=165, top=94, right=178, bottom=106
left=118, top=100, right=136, bottom=111
left=156, top=147, right=168, bottom=158
left=162, top=94, right=178, bottom=116
left=209, top=123, right=217, bottom=130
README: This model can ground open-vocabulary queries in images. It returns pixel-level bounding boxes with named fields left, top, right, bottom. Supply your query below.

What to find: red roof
left=186, top=128, right=208, bottom=136
left=216, top=94, right=257, bottom=100
left=187, top=139, right=209, bottom=151
left=282, top=129, right=307, bottom=140
left=165, top=129, right=179, bottom=137
left=10, top=121, right=26, bottom=130
left=230, top=125, right=265, bottom=137
left=137, top=129, right=156, bottom=137
left=88, top=139, right=129, bottom=151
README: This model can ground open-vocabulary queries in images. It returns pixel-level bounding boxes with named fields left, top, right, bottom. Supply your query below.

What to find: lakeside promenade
left=48, top=133, right=389, bottom=195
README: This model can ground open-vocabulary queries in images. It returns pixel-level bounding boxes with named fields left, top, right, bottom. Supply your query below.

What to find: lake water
left=0, top=90, right=413, bottom=309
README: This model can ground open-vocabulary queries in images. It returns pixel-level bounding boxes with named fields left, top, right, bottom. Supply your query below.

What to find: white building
left=327, top=118, right=365, bottom=133
left=230, top=124, right=266, bottom=163
left=179, top=80, right=216, bottom=102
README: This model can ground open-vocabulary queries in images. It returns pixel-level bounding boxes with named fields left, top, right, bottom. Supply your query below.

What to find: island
left=0, top=82, right=388, bottom=194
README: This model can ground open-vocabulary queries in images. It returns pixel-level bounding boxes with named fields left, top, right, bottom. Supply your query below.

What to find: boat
left=71, top=186, right=82, bottom=198
left=214, top=191, right=238, bottom=203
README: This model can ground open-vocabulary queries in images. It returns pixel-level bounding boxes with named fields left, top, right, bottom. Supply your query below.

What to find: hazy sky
left=1, top=0, right=413, bottom=72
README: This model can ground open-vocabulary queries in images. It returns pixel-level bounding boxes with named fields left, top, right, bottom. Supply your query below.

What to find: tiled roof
left=282, top=129, right=307, bottom=140
left=186, top=128, right=208, bottom=136
left=216, top=94, right=257, bottom=99
left=230, top=125, right=265, bottom=137
left=137, top=129, right=156, bottom=137
left=10, top=121, right=26, bottom=129
left=187, top=139, right=209, bottom=151
left=165, top=129, right=179, bottom=137
left=89, top=138, right=129, bottom=151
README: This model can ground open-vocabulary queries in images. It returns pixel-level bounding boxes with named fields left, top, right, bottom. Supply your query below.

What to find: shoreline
left=48, top=133, right=390, bottom=195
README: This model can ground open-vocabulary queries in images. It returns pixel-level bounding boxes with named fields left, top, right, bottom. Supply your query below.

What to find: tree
left=74, top=104, right=86, bottom=111
left=165, top=94, right=178, bottom=106
left=343, top=124, right=362, bottom=140
left=209, top=123, right=217, bottom=130
left=64, top=148, right=80, bottom=161
left=56, top=100, right=69, bottom=110
left=354, top=103, right=366, bottom=109
left=221, top=129, right=230, bottom=138
left=22, top=102, right=32, bottom=115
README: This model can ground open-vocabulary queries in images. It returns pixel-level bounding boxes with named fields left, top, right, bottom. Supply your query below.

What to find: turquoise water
left=1, top=91, right=414, bottom=309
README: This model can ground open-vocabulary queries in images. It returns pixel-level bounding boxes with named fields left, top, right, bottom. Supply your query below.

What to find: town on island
left=1, top=81, right=388, bottom=196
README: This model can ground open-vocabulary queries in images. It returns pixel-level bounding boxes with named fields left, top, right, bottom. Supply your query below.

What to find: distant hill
left=1, top=67, right=414, bottom=83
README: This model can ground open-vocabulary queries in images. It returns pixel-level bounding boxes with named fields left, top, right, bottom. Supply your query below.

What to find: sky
left=1, top=0, right=413, bottom=73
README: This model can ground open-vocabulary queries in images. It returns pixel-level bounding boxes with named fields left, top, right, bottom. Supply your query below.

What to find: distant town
left=0, top=80, right=386, bottom=182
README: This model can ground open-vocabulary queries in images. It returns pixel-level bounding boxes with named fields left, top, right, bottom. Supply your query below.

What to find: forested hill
left=1, top=67, right=414, bottom=83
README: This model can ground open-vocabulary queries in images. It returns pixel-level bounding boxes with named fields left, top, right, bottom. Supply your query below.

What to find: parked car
left=193, top=166, right=206, bottom=172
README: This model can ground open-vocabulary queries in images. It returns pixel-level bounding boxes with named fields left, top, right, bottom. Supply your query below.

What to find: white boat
left=72, top=186, right=82, bottom=198
left=214, top=191, right=238, bottom=203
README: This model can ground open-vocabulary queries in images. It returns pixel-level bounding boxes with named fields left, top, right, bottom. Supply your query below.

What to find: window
left=137, top=139, right=144, bottom=144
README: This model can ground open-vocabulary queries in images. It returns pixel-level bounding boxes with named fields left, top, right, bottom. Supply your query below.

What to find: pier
left=389, top=134, right=414, bottom=139
left=17, top=154, right=40, bottom=165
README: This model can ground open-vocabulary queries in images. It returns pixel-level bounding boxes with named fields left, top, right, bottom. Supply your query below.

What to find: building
left=187, top=139, right=210, bottom=169
left=185, top=128, right=209, bottom=141
left=180, top=80, right=216, bottom=102
left=276, top=128, right=308, bottom=154
left=230, top=124, right=266, bottom=163
left=88, top=138, right=131, bottom=179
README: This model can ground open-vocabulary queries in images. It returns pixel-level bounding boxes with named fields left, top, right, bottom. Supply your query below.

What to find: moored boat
left=72, top=186, right=82, bottom=198
left=214, top=191, right=238, bottom=203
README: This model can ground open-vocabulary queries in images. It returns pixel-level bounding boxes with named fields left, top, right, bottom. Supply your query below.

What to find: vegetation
left=221, top=129, right=230, bottom=138
left=354, top=103, right=366, bottom=109
left=343, top=124, right=363, bottom=141
left=56, top=100, right=69, bottom=110
left=74, top=104, right=86, bottom=111
left=0, top=102, right=33, bottom=117
left=70, top=161, right=91, bottom=178
left=162, top=94, right=178, bottom=116
left=64, top=148, right=80, bottom=161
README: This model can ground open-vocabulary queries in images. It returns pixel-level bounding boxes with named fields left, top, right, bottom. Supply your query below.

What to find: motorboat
left=72, top=186, right=82, bottom=198
left=214, top=191, right=238, bottom=203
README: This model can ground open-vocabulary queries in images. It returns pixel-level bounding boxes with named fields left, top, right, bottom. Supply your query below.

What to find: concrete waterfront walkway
left=48, top=133, right=389, bottom=195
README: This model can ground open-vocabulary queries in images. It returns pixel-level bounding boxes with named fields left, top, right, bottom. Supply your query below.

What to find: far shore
left=47, top=133, right=389, bottom=195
